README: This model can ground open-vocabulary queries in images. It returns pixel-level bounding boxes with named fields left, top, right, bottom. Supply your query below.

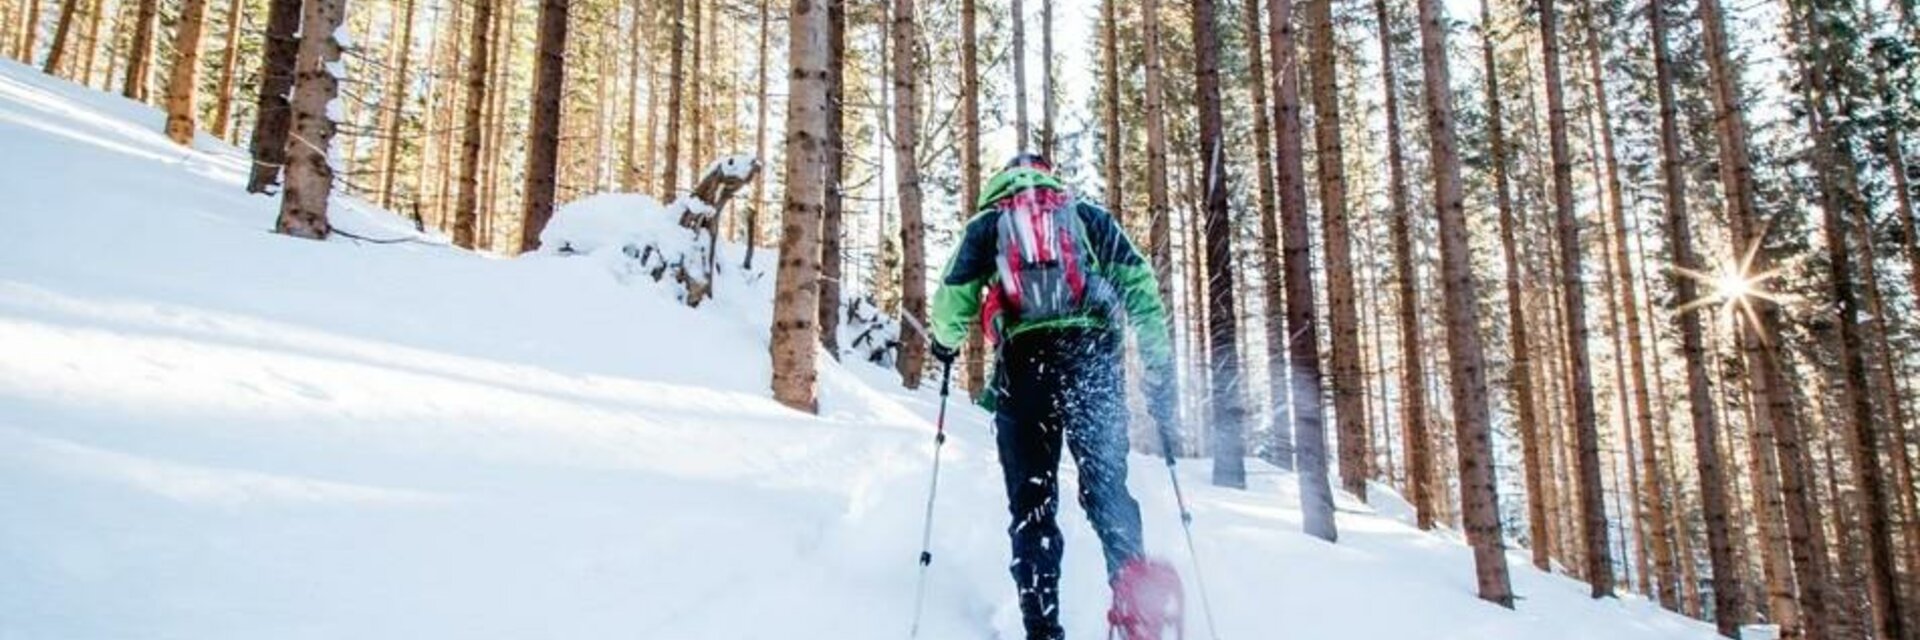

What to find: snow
left=0, top=59, right=1726, bottom=639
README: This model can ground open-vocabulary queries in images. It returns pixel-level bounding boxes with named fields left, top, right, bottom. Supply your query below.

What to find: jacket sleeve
left=929, top=212, right=998, bottom=349
left=1080, top=203, right=1174, bottom=375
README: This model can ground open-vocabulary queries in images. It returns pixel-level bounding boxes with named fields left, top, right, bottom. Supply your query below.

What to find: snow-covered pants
left=992, top=326, right=1144, bottom=639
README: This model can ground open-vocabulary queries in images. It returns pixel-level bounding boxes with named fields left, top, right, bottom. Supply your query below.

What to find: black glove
left=930, top=339, right=959, bottom=366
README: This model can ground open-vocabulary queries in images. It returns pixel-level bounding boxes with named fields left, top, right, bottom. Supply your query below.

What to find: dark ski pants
left=992, top=327, right=1144, bottom=639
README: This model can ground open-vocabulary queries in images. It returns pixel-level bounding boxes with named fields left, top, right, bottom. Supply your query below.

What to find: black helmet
left=1004, top=152, right=1053, bottom=173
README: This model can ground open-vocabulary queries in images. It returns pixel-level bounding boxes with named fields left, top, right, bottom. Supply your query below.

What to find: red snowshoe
left=1107, top=557, right=1185, bottom=640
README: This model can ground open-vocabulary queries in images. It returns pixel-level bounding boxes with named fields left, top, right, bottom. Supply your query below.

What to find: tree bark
left=960, top=0, right=985, bottom=395
left=1263, top=0, right=1305, bottom=473
left=1267, top=0, right=1331, bottom=536
left=120, top=0, right=156, bottom=100
left=161, top=0, right=210, bottom=144
left=244, top=0, right=301, bottom=193
left=1245, top=0, right=1289, bottom=473
left=376, top=0, right=419, bottom=208
left=1649, top=17, right=1746, bottom=623
left=662, top=0, right=685, bottom=194
left=1581, top=0, right=1683, bottom=609
left=1416, top=0, right=1513, bottom=605
left=1104, top=0, right=1123, bottom=213
left=1190, top=0, right=1247, bottom=490
left=816, top=0, right=844, bottom=358
left=1380, top=0, right=1435, bottom=528
left=1039, top=0, right=1053, bottom=159
left=275, top=0, right=347, bottom=240
left=450, top=0, right=493, bottom=249
left=1712, top=0, right=1839, bottom=633
left=208, top=0, right=245, bottom=141
left=892, top=0, right=925, bottom=389
left=746, top=0, right=770, bottom=269
left=1010, top=0, right=1027, bottom=151
left=1145, top=0, right=1177, bottom=418
left=1537, top=0, right=1610, bottom=597
left=771, top=0, right=828, bottom=413
left=1798, top=3, right=1905, bottom=631
left=1478, top=0, right=1545, bottom=566
left=42, top=0, right=76, bottom=75
left=1306, top=0, right=1365, bottom=502
left=518, top=0, right=569, bottom=253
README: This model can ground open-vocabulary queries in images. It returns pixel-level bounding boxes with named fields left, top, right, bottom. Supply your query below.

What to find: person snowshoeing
left=928, top=153, right=1180, bottom=640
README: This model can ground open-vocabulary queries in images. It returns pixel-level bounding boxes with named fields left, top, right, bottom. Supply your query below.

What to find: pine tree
left=161, top=0, right=210, bottom=145
left=1307, top=0, right=1366, bottom=503
left=1191, top=0, right=1247, bottom=489
left=376, top=0, right=420, bottom=208
left=1269, top=0, right=1332, bottom=538
left=121, top=0, right=156, bottom=100
left=1415, top=0, right=1513, bottom=605
left=816, top=0, right=845, bottom=358
left=208, top=0, right=245, bottom=141
left=451, top=0, right=495, bottom=249
left=771, top=0, right=830, bottom=413
left=892, top=0, right=926, bottom=389
left=244, top=0, right=302, bottom=193
left=1010, top=0, right=1027, bottom=150
left=1245, top=0, right=1291, bottom=474
left=518, top=0, right=570, bottom=252
left=41, top=0, right=76, bottom=74
left=1386, top=0, right=1436, bottom=529
left=662, top=0, right=686, bottom=193
left=960, top=0, right=986, bottom=395
left=276, top=0, right=349, bottom=240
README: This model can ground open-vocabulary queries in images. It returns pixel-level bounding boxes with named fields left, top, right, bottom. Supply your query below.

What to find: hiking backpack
left=978, top=187, right=1119, bottom=345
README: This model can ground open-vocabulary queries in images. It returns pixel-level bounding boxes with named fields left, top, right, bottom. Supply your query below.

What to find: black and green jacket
left=929, top=168, right=1174, bottom=378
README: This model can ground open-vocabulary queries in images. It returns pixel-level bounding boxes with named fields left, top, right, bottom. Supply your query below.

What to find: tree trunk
left=1039, top=0, right=1053, bottom=159
left=1381, top=0, right=1435, bottom=528
left=245, top=0, right=302, bottom=193
left=160, top=0, right=209, bottom=144
left=1478, top=0, right=1545, bottom=566
left=1263, top=0, right=1305, bottom=473
left=1537, top=0, right=1610, bottom=597
left=517, top=0, right=568, bottom=253
left=1144, top=0, right=1177, bottom=416
left=1306, top=0, right=1365, bottom=502
left=661, top=0, right=685, bottom=194
left=1190, top=0, right=1246, bottom=490
left=41, top=0, right=76, bottom=75
left=770, top=0, right=829, bottom=413
left=450, top=0, right=493, bottom=249
left=80, top=0, right=105, bottom=87
left=960, top=0, right=985, bottom=395
left=1416, top=0, right=1513, bottom=605
left=816, top=0, right=844, bottom=358
left=892, top=0, right=925, bottom=389
left=1582, top=0, right=1683, bottom=609
left=1010, top=0, right=1026, bottom=151
left=1711, top=0, right=1838, bottom=635
left=208, top=0, right=245, bottom=141
left=275, top=0, right=347, bottom=240
left=1245, top=0, right=1289, bottom=472
left=1104, top=0, right=1123, bottom=213
left=746, top=0, right=769, bottom=269
left=1649, top=15, right=1746, bottom=622
left=120, top=0, right=156, bottom=100
left=1268, top=0, right=1331, bottom=537
left=1798, top=4, right=1905, bottom=632
left=376, top=0, right=419, bottom=208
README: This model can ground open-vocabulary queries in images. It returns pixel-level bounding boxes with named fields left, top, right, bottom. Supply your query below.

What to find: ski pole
left=1158, top=429, right=1222, bottom=640
left=908, top=359, right=955, bottom=638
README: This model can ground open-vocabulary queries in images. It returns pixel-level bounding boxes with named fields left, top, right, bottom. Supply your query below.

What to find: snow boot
left=1106, top=557, right=1184, bottom=640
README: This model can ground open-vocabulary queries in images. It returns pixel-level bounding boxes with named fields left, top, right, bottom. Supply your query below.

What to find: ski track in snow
left=0, top=59, right=1726, bottom=639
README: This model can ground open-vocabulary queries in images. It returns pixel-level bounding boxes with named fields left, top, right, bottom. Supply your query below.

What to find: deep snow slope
left=0, top=60, right=1724, bottom=639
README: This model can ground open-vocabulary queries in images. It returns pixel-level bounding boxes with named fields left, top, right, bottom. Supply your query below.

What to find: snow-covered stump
left=676, top=156, right=761, bottom=305
left=538, top=155, right=759, bottom=307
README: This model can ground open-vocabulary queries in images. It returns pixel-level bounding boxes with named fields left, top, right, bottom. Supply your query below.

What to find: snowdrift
left=0, top=60, right=1724, bottom=639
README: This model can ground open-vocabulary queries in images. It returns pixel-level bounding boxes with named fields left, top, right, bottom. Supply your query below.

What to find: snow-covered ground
left=0, top=59, right=1724, bottom=639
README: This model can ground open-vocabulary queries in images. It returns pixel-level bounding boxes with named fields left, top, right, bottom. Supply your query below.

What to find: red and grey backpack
left=978, top=186, right=1115, bottom=345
